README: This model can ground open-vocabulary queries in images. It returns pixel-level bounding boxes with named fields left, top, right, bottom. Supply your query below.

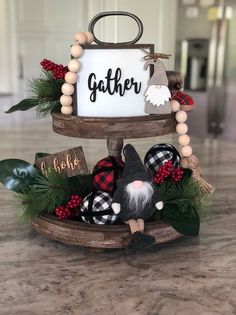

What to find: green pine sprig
left=19, top=171, right=71, bottom=221
left=158, top=176, right=209, bottom=217
left=5, top=71, right=63, bottom=116
left=19, top=170, right=93, bottom=221
left=156, top=176, right=209, bottom=236
left=29, top=70, right=63, bottom=116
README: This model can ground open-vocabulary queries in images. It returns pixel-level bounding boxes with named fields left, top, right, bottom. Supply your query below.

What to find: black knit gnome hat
left=122, top=144, right=151, bottom=183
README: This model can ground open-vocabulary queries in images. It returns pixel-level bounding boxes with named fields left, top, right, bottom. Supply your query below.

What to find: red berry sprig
left=55, top=205, right=71, bottom=220
left=40, top=59, right=68, bottom=80
left=54, top=194, right=83, bottom=220
left=153, top=161, right=184, bottom=184
left=171, top=167, right=184, bottom=182
left=153, top=161, right=174, bottom=184
left=67, top=194, right=83, bottom=209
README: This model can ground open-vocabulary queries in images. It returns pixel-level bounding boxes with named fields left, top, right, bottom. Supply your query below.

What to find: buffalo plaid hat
left=144, top=143, right=181, bottom=174
left=80, top=191, right=119, bottom=224
left=92, top=156, right=124, bottom=194
left=171, top=91, right=194, bottom=105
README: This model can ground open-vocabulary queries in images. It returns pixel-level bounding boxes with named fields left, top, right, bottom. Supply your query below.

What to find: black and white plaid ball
left=80, top=191, right=119, bottom=225
left=144, top=143, right=181, bottom=174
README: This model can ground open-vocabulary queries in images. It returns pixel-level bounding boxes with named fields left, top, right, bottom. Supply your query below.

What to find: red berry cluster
left=153, top=161, right=173, bottom=184
left=153, top=161, right=184, bottom=184
left=55, top=205, right=71, bottom=220
left=54, top=194, right=83, bottom=220
left=67, top=194, right=83, bottom=209
left=40, top=59, right=68, bottom=80
left=171, top=167, right=184, bottom=182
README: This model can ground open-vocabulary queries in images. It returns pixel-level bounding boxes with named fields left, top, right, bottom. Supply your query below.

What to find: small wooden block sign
left=35, top=146, right=88, bottom=177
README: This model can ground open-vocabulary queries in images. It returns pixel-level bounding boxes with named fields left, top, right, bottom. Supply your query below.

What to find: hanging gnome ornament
left=111, top=144, right=163, bottom=250
left=144, top=53, right=172, bottom=114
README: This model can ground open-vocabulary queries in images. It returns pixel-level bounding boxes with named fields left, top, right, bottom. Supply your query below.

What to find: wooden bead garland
left=60, top=95, right=73, bottom=106
left=180, top=145, right=192, bottom=157
left=84, top=32, right=94, bottom=44
left=61, top=105, right=73, bottom=115
left=171, top=100, right=180, bottom=112
left=65, top=71, right=77, bottom=84
left=74, top=32, right=87, bottom=44
left=171, top=99, right=192, bottom=158
left=70, top=45, right=83, bottom=58
left=68, top=59, right=81, bottom=72
left=61, top=83, right=74, bottom=96
left=60, top=32, right=94, bottom=115
left=175, top=110, right=187, bottom=123
left=178, top=134, right=190, bottom=146
left=176, top=123, right=188, bottom=135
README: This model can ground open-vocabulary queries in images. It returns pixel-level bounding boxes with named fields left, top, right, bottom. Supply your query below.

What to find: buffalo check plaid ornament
left=92, top=156, right=124, bottom=194
left=144, top=144, right=181, bottom=174
left=171, top=91, right=194, bottom=106
left=81, top=191, right=119, bottom=224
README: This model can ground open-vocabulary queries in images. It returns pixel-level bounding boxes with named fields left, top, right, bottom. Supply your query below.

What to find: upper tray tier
left=52, top=113, right=176, bottom=139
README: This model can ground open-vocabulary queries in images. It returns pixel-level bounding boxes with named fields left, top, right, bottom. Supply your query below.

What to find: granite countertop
left=0, top=119, right=235, bottom=315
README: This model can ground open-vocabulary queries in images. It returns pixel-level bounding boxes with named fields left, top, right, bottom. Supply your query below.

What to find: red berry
left=55, top=205, right=71, bottom=220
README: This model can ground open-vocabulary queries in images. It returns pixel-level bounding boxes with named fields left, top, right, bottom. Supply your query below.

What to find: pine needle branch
left=28, top=71, right=63, bottom=117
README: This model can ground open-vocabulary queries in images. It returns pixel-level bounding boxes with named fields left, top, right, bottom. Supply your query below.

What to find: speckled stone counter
left=0, top=117, right=235, bottom=315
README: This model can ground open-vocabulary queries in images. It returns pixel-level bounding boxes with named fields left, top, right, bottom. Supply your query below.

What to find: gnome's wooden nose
left=132, top=180, right=144, bottom=188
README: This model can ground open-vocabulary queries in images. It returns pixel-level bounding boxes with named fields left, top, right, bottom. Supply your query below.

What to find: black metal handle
left=88, top=11, right=143, bottom=45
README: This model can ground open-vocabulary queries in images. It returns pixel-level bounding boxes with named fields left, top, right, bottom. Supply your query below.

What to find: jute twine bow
left=141, top=49, right=171, bottom=61
left=180, top=155, right=215, bottom=194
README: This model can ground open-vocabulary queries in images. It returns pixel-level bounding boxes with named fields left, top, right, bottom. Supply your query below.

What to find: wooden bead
left=181, top=145, right=193, bottom=157
left=74, top=32, right=86, bottom=44
left=175, top=110, right=187, bottom=123
left=61, top=83, right=74, bottom=96
left=171, top=100, right=180, bottom=112
left=61, top=105, right=73, bottom=115
left=70, top=45, right=83, bottom=58
left=60, top=95, right=73, bottom=106
left=65, top=71, right=77, bottom=84
left=178, top=134, right=190, bottom=146
left=84, top=31, right=94, bottom=44
left=176, top=123, right=188, bottom=135
left=68, top=59, right=81, bottom=72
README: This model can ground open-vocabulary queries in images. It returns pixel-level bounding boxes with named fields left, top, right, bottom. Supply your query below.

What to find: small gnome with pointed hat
left=144, top=55, right=172, bottom=114
left=112, top=144, right=163, bottom=250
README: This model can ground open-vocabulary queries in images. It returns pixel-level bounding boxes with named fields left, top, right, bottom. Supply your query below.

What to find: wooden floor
left=0, top=113, right=236, bottom=315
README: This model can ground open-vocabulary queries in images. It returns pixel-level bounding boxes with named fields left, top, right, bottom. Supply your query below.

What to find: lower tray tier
left=30, top=215, right=182, bottom=249
left=52, top=112, right=176, bottom=139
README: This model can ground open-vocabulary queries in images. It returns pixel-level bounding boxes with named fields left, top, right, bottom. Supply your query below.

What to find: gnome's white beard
left=145, top=85, right=171, bottom=106
left=125, top=181, right=153, bottom=213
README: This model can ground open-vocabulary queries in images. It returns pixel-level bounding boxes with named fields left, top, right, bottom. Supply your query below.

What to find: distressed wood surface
left=52, top=112, right=176, bottom=139
left=82, top=44, right=154, bottom=51
left=30, top=215, right=182, bottom=249
left=106, top=138, right=124, bottom=158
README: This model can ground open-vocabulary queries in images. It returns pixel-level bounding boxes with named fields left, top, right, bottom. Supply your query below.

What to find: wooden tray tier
left=33, top=112, right=182, bottom=249
left=52, top=112, right=176, bottom=139
left=30, top=215, right=182, bottom=249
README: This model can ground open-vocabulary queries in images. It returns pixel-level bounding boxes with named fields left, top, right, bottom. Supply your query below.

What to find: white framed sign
left=74, top=44, right=154, bottom=117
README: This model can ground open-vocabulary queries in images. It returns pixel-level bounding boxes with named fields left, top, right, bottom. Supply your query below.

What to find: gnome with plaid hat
left=112, top=144, right=163, bottom=250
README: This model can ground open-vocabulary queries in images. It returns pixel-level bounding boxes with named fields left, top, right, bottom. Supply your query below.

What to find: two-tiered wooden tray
left=30, top=113, right=183, bottom=249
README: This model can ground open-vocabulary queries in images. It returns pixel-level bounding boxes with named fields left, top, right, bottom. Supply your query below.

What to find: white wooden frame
left=75, top=44, right=154, bottom=117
